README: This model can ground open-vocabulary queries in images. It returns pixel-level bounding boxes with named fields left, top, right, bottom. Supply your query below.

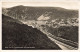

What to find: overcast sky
left=2, top=2, right=79, bottom=10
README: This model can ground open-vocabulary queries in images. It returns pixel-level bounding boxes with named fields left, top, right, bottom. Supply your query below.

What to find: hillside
left=45, top=26, right=78, bottom=43
left=2, top=5, right=78, bottom=21
left=2, top=14, right=61, bottom=50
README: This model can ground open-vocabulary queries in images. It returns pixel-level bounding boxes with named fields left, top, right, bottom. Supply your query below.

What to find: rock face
left=2, top=14, right=61, bottom=50
left=2, top=5, right=78, bottom=21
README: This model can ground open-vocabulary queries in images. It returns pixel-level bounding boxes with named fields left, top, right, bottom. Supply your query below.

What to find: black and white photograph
left=2, top=2, right=79, bottom=50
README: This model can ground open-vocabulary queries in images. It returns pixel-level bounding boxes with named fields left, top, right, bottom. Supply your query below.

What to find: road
left=26, top=24, right=78, bottom=50
left=38, top=27, right=78, bottom=50
left=48, top=37, right=77, bottom=50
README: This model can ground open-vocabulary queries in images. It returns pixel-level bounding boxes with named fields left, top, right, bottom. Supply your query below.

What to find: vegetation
left=2, top=14, right=61, bottom=50
left=46, top=26, right=78, bottom=43
left=2, top=5, right=78, bottom=21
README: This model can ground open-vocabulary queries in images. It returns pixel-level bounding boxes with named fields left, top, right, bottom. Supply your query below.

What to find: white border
left=1, top=0, right=80, bottom=2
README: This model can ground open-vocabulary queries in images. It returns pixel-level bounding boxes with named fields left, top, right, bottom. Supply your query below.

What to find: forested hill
left=2, top=5, right=78, bottom=21
left=2, top=14, right=61, bottom=50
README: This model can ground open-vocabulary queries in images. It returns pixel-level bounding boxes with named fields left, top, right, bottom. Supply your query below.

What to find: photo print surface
left=2, top=2, right=79, bottom=50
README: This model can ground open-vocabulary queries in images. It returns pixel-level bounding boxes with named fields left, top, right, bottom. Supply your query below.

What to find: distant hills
left=2, top=5, right=78, bottom=21
left=2, top=14, right=61, bottom=50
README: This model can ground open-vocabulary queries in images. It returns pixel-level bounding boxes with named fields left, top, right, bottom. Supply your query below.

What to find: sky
left=2, top=2, right=79, bottom=10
